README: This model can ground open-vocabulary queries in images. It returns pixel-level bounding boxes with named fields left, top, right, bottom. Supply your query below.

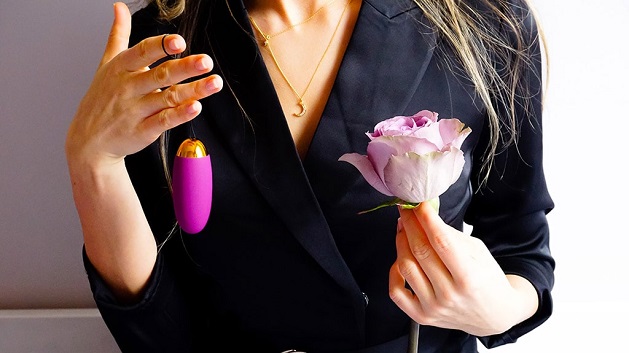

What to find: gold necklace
left=254, top=0, right=341, bottom=42
left=249, top=0, right=354, bottom=117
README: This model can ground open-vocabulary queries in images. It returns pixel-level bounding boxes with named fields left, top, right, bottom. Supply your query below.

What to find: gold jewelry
left=249, top=0, right=354, bottom=117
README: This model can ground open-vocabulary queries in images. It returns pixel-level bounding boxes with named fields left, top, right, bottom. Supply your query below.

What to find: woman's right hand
left=66, top=2, right=223, bottom=168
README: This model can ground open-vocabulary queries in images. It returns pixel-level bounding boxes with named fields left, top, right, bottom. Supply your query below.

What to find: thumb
left=99, top=2, right=131, bottom=67
left=412, top=200, right=440, bottom=222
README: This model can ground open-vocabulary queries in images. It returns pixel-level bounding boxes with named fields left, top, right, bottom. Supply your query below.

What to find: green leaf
left=357, top=198, right=417, bottom=214
left=357, top=197, right=439, bottom=214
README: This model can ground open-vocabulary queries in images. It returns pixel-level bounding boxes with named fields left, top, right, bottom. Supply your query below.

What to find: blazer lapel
left=304, top=0, right=437, bottom=218
left=323, top=0, right=437, bottom=124
left=198, top=0, right=436, bottom=296
left=200, top=0, right=363, bottom=296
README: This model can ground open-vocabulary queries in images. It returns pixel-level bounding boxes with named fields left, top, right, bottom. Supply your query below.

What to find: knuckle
left=194, top=80, right=208, bottom=96
left=437, top=291, right=457, bottom=310
left=416, top=314, right=431, bottom=326
left=397, top=260, right=416, bottom=279
left=162, top=88, right=179, bottom=107
left=388, top=287, right=404, bottom=305
left=137, top=40, right=150, bottom=61
left=153, top=65, right=171, bottom=87
left=411, top=304, right=433, bottom=326
left=156, top=109, right=172, bottom=130
left=419, top=306, right=442, bottom=326
left=457, top=276, right=478, bottom=295
left=431, top=232, right=452, bottom=254
left=114, top=76, right=134, bottom=97
left=410, top=242, right=432, bottom=261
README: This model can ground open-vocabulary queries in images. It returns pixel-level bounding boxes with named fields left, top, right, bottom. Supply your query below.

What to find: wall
left=479, top=1, right=629, bottom=351
left=0, top=0, right=627, bottom=352
left=0, top=0, right=111, bottom=309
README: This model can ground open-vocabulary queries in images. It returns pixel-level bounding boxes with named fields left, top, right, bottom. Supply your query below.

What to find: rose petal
left=369, top=111, right=438, bottom=139
left=410, top=110, right=438, bottom=125
left=338, top=153, right=393, bottom=196
left=370, top=136, right=439, bottom=156
left=438, top=118, right=472, bottom=148
left=408, top=123, right=444, bottom=149
left=383, top=147, right=465, bottom=203
left=370, top=116, right=413, bottom=138
left=365, top=141, right=395, bottom=182
left=451, top=125, right=472, bottom=148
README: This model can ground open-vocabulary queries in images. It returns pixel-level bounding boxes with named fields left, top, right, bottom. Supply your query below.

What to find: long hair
left=152, top=0, right=547, bottom=186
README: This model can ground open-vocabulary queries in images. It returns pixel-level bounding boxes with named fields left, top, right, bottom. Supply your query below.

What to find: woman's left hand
left=389, top=202, right=538, bottom=337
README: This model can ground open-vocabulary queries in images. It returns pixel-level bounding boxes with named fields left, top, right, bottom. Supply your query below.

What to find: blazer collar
left=200, top=0, right=435, bottom=296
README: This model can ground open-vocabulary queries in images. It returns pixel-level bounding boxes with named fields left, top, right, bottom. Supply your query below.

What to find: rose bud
left=339, top=110, right=471, bottom=205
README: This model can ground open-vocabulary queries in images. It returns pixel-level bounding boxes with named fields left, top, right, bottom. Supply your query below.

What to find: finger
left=399, top=208, right=453, bottom=293
left=389, top=259, right=425, bottom=321
left=138, top=101, right=203, bottom=142
left=395, top=223, right=435, bottom=301
left=100, top=2, right=131, bottom=67
left=139, top=74, right=223, bottom=117
left=134, top=54, right=215, bottom=94
left=119, top=34, right=187, bottom=72
left=413, top=202, right=468, bottom=282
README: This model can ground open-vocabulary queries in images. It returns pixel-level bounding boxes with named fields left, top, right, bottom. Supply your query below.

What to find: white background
left=480, top=0, right=629, bottom=351
left=0, top=0, right=628, bottom=352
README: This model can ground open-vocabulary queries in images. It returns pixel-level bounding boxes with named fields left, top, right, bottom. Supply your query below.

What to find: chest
left=250, top=0, right=362, bottom=159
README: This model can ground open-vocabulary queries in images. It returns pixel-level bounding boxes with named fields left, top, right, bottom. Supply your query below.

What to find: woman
left=65, top=0, right=555, bottom=352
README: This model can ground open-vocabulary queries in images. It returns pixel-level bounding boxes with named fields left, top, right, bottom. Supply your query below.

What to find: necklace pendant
left=249, top=0, right=354, bottom=120
left=293, top=100, right=307, bottom=117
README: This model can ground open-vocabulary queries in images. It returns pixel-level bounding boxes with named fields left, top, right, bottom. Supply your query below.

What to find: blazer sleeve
left=464, top=1, right=555, bottom=348
left=81, top=5, right=202, bottom=352
left=83, top=247, right=200, bottom=352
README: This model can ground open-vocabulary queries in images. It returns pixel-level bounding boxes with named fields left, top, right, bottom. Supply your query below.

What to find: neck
left=245, top=0, right=340, bottom=32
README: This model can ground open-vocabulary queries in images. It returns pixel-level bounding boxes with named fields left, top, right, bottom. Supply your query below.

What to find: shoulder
left=471, top=0, right=539, bottom=34
left=129, top=1, right=178, bottom=47
left=461, top=0, right=535, bottom=17
left=455, top=0, right=541, bottom=53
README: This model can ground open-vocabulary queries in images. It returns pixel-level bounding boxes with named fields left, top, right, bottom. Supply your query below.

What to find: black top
left=83, top=0, right=555, bottom=352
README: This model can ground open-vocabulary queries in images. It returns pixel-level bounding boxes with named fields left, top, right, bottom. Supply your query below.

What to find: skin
left=65, top=2, right=223, bottom=302
left=66, top=0, right=538, bottom=336
left=245, top=0, right=361, bottom=158
left=389, top=202, right=539, bottom=336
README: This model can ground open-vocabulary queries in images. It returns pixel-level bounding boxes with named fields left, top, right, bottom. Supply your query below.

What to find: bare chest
left=250, top=0, right=361, bottom=159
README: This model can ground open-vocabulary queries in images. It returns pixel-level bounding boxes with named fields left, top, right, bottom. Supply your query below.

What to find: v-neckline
left=245, top=0, right=363, bottom=162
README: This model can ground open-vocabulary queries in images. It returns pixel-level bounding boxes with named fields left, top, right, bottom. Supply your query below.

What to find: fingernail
left=397, top=217, right=403, bottom=232
left=206, top=76, right=223, bottom=91
left=195, top=57, right=210, bottom=71
left=187, top=101, right=201, bottom=114
left=169, top=37, right=184, bottom=51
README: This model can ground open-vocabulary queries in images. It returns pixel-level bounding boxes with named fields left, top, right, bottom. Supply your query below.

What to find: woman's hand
left=66, top=2, right=223, bottom=169
left=389, top=202, right=539, bottom=337
left=65, top=2, right=223, bottom=301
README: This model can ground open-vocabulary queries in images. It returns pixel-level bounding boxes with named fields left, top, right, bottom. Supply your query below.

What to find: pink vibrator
left=172, top=138, right=213, bottom=234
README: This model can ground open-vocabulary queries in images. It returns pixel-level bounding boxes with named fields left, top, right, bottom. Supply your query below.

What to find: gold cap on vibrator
left=176, top=138, right=208, bottom=158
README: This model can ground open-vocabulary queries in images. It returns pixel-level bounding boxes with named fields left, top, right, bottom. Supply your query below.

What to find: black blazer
left=84, top=0, right=555, bottom=352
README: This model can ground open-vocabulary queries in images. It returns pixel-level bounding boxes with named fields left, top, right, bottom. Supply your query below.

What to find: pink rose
left=339, top=110, right=472, bottom=205
left=368, top=110, right=437, bottom=138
